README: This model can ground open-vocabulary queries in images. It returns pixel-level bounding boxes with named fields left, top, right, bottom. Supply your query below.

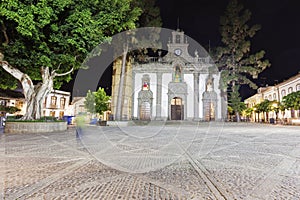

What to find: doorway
left=140, top=102, right=151, bottom=120
left=204, top=102, right=215, bottom=121
left=171, top=97, right=183, bottom=120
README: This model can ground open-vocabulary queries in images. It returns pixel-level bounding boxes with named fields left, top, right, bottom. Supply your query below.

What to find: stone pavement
left=1, top=123, right=300, bottom=199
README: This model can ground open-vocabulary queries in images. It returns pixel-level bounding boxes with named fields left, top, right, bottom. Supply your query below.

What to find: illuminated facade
left=111, top=29, right=226, bottom=121
left=245, top=73, right=300, bottom=122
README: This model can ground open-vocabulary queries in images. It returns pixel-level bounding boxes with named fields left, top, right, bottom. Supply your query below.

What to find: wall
left=5, top=121, right=67, bottom=133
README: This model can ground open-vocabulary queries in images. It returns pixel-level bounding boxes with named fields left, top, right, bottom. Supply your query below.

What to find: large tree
left=282, top=91, right=300, bottom=115
left=0, top=0, right=141, bottom=120
left=84, top=90, right=96, bottom=115
left=215, top=0, right=270, bottom=122
left=84, top=87, right=110, bottom=116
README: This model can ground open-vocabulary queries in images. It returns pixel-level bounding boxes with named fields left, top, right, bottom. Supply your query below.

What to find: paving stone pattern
left=1, top=123, right=300, bottom=199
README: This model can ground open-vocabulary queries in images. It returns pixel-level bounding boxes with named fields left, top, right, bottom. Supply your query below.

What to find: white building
left=245, top=73, right=300, bottom=122
left=69, top=97, right=86, bottom=116
left=0, top=89, right=71, bottom=119
left=0, top=89, right=25, bottom=116
left=112, top=29, right=226, bottom=121
left=43, top=90, right=71, bottom=118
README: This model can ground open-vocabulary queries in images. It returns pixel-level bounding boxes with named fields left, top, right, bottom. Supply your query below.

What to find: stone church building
left=111, top=29, right=226, bottom=121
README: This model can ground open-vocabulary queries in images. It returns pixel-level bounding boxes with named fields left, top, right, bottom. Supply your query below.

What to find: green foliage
left=254, top=99, right=273, bottom=121
left=228, top=87, right=246, bottom=113
left=132, top=0, right=162, bottom=27
left=84, top=90, right=96, bottom=114
left=214, top=0, right=270, bottom=119
left=0, top=0, right=142, bottom=89
left=282, top=91, right=300, bottom=110
left=227, top=105, right=234, bottom=115
left=84, top=88, right=110, bottom=115
left=259, top=99, right=272, bottom=113
left=243, top=107, right=253, bottom=117
left=94, top=87, right=110, bottom=115
left=7, top=116, right=63, bottom=122
left=0, top=105, right=20, bottom=113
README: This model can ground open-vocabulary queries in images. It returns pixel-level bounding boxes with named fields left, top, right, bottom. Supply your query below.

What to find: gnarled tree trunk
left=1, top=57, right=73, bottom=120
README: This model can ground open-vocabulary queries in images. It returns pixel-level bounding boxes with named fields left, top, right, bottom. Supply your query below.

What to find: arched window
left=288, top=87, right=293, bottom=94
left=206, top=77, right=214, bottom=92
left=176, top=35, right=181, bottom=43
left=51, top=96, right=57, bottom=106
left=296, top=84, right=300, bottom=91
left=142, top=74, right=150, bottom=91
left=268, top=95, right=272, bottom=100
left=273, top=93, right=277, bottom=100
left=281, top=90, right=286, bottom=97
left=60, top=97, right=66, bottom=109
left=174, top=65, right=182, bottom=82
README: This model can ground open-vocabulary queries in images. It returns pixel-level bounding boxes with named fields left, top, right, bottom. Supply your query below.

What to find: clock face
left=174, top=48, right=182, bottom=56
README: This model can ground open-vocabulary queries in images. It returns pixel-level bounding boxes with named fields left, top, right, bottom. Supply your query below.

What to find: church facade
left=111, top=29, right=226, bottom=121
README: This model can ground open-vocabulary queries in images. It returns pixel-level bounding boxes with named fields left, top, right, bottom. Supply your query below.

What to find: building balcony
left=44, top=104, right=65, bottom=109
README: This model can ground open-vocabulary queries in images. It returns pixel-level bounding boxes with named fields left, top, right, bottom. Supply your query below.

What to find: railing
left=43, top=104, right=65, bottom=109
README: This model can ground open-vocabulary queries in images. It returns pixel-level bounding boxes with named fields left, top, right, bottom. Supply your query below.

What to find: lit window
left=59, top=111, right=64, bottom=119
left=60, top=97, right=66, bottom=108
left=51, top=96, right=57, bottom=106
left=50, top=111, right=55, bottom=117
left=174, top=66, right=182, bottom=82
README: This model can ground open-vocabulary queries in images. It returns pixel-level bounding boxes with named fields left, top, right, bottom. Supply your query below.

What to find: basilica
left=111, top=29, right=226, bottom=121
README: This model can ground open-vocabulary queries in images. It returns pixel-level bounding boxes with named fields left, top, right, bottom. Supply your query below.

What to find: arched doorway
left=171, top=97, right=183, bottom=120
left=140, top=102, right=151, bottom=120
left=204, top=101, right=215, bottom=121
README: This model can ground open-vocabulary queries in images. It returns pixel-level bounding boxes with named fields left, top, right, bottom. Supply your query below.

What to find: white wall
left=161, top=73, right=172, bottom=118
left=134, top=73, right=157, bottom=118
left=213, top=74, right=222, bottom=119
left=199, top=74, right=207, bottom=118
left=184, top=74, right=194, bottom=118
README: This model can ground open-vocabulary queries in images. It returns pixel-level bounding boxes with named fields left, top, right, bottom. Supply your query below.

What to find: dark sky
left=67, top=0, right=300, bottom=99
left=157, top=0, right=300, bottom=99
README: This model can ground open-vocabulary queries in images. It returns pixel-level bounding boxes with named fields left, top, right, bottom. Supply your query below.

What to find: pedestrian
left=75, top=114, right=85, bottom=138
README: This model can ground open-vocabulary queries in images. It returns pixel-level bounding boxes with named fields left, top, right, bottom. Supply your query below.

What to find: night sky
left=157, top=0, right=300, bottom=99
left=65, top=0, right=300, bottom=99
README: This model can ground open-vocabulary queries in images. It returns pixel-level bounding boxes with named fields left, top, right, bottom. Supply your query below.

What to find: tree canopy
left=94, top=87, right=110, bottom=115
left=84, top=88, right=110, bottom=115
left=215, top=0, right=270, bottom=121
left=0, top=0, right=142, bottom=89
left=282, top=91, right=300, bottom=110
left=0, top=0, right=149, bottom=120
left=84, top=90, right=96, bottom=114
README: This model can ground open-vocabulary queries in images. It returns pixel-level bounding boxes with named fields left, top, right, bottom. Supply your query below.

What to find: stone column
left=131, top=71, right=136, bottom=120
left=155, top=72, right=163, bottom=120
left=193, top=73, right=200, bottom=120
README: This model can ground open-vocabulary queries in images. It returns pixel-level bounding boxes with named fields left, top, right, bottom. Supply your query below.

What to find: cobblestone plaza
left=1, top=123, right=300, bottom=199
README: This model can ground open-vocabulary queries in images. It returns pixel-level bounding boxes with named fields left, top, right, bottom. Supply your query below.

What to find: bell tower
left=167, top=29, right=190, bottom=58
